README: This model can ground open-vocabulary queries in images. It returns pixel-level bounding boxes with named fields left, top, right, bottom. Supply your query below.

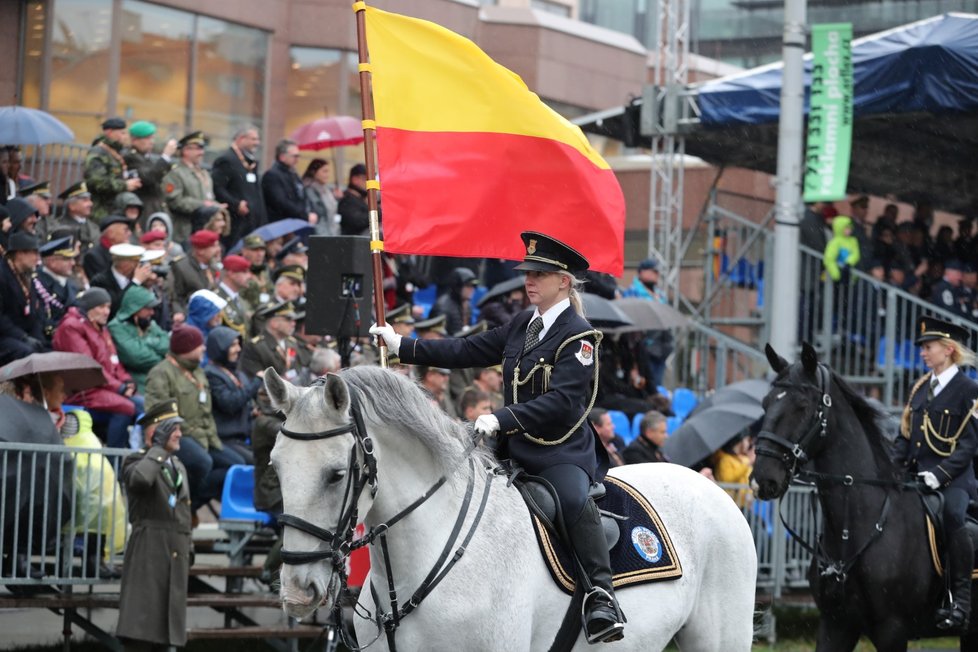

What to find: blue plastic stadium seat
left=470, top=286, right=487, bottom=323
left=671, top=388, right=698, bottom=419
left=656, top=385, right=671, bottom=400
left=413, top=285, right=437, bottom=319
left=628, top=413, right=645, bottom=445
left=608, top=410, right=631, bottom=440
left=220, top=465, right=272, bottom=525
left=666, top=415, right=683, bottom=435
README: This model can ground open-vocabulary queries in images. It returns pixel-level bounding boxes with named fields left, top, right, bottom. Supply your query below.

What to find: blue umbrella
left=228, top=218, right=314, bottom=254
left=0, top=106, right=74, bottom=145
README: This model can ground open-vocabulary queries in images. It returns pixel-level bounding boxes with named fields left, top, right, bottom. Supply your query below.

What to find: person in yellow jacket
left=712, top=433, right=755, bottom=508
left=61, top=408, right=128, bottom=579
left=823, top=215, right=861, bottom=282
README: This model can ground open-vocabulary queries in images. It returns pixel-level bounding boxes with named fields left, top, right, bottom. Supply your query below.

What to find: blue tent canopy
left=698, top=13, right=978, bottom=126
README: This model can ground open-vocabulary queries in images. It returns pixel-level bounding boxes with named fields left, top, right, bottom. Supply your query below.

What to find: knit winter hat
left=170, top=325, right=204, bottom=355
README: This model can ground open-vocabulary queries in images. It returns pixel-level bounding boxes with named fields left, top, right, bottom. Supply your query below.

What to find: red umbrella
left=291, top=116, right=364, bottom=151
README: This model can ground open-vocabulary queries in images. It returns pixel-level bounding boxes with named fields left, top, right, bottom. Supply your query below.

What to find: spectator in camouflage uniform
left=123, top=120, right=177, bottom=219
left=162, top=132, right=223, bottom=244
left=83, top=117, right=142, bottom=223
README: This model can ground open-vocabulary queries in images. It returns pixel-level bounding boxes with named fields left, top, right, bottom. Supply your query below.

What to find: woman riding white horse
left=372, top=231, right=624, bottom=643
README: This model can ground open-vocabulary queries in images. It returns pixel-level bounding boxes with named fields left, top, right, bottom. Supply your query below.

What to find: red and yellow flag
left=364, top=6, right=626, bottom=276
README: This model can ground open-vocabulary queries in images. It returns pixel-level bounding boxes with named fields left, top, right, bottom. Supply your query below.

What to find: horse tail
left=901, top=372, right=931, bottom=439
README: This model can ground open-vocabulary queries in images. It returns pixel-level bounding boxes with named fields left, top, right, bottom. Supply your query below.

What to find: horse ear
left=323, top=373, right=351, bottom=414
left=765, top=343, right=788, bottom=373
left=264, top=367, right=299, bottom=413
left=801, top=342, right=819, bottom=375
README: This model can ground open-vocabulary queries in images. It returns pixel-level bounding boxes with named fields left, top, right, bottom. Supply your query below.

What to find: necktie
left=927, top=377, right=939, bottom=402
left=523, top=317, right=543, bottom=355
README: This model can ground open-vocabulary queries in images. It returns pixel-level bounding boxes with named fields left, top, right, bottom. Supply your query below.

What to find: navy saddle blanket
left=530, top=475, right=683, bottom=595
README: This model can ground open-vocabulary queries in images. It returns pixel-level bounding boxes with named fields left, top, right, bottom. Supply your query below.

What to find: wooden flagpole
left=352, top=0, right=388, bottom=368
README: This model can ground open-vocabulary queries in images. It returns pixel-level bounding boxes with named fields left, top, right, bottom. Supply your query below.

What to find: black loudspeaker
left=305, top=236, right=374, bottom=338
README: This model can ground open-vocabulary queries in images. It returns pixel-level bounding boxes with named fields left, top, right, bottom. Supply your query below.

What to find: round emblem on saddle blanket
left=631, top=526, right=662, bottom=563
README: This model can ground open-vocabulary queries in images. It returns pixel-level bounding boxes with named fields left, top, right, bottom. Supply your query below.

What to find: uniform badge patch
left=165, top=183, right=175, bottom=194
left=942, top=289, right=954, bottom=306
left=575, top=341, right=594, bottom=366
left=527, top=239, right=537, bottom=255
left=631, top=526, right=662, bottom=563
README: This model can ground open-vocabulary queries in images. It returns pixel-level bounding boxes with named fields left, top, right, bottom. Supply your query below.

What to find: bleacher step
left=190, top=564, right=264, bottom=577
left=187, top=625, right=325, bottom=640
left=0, top=592, right=280, bottom=610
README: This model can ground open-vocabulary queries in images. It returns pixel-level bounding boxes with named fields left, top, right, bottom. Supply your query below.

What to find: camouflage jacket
left=83, top=138, right=129, bottom=223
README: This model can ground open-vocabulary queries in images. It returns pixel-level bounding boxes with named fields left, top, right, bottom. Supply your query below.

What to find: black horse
left=751, top=342, right=978, bottom=652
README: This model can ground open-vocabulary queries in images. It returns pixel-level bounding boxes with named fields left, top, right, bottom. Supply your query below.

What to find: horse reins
left=754, top=364, right=901, bottom=587
left=276, top=377, right=495, bottom=652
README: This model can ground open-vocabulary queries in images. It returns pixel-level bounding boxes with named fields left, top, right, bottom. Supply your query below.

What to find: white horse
left=265, top=366, right=757, bottom=651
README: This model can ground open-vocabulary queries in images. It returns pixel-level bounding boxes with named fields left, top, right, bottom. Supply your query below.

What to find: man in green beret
left=124, top=120, right=177, bottom=219
left=83, top=117, right=142, bottom=223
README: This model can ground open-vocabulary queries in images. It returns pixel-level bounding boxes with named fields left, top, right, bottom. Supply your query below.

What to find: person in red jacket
left=52, top=287, right=144, bottom=448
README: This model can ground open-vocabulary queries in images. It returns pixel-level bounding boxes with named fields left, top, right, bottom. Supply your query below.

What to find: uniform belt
left=135, top=519, right=191, bottom=535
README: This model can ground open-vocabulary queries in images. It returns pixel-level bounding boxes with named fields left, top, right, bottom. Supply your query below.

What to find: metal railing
left=797, top=245, right=978, bottom=410
left=673, top=321, right=770, bottom=394
left=1, top=441, right=129, bottom=585
left=17, top=143, right=89, bottom=200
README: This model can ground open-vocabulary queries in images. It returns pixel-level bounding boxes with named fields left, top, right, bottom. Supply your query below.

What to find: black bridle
left=276, top=377, right=494, bottom=652
left=753, top=364, right=899, bottom=588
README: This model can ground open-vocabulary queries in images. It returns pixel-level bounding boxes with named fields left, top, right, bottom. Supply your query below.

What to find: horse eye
left=326, top=469, right=347, bottom=485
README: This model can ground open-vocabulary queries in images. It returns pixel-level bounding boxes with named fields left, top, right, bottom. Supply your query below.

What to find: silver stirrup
left=581, top=587, right=625, bottom=644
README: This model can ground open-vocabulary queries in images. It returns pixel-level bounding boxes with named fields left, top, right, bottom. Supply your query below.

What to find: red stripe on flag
left=375, top=127, right=625, bottom=276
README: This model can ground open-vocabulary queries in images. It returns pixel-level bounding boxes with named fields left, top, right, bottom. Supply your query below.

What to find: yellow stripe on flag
left=364, top=6, right=610, bottom=170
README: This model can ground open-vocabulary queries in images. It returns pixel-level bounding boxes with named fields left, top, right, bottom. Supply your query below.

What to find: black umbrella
left=0, top=396, right=73, bottom=563
left=477, top=276, right=526, bottom=308
left=663, top=402, right=764, bottom=467
left=689, top=378, right=771, bottom=417
left=611, top=297, right=689, bottom=332
left=0, top=352, right=107, bottom=395
left=582, top=293, right=633, bottom=328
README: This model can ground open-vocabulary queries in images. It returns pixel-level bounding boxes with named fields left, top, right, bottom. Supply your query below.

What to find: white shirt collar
left=42, top=265, right=68, bottom=287
left=932, top=364, right=959, bottom=396
left=112, top=267, right=130, bottom=290
left=530, top=297, right=571, bottom=342
left=219, top=282, right=237, bottom=300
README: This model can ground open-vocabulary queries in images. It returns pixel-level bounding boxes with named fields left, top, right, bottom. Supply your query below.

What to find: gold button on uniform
left=172, top=551, right=178, bottom=558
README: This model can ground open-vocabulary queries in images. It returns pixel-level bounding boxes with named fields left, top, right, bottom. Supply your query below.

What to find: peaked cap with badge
left=915, top=316, right=971, bottom=346
left=59, top=181, right=91, bottom=201
left=514, top=231, right=589, bottom=276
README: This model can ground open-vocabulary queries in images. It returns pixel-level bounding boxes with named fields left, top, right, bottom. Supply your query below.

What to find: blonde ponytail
left=948, top=339, right=978, bottom=368
left=562, top=272, right=586, bottom=317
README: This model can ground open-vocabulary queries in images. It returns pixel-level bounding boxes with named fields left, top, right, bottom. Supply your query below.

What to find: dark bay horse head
left=751, top=342, right=895, bottom=500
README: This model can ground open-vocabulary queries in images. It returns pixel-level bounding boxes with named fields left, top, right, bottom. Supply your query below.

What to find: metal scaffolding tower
left=643, top=0, right=692, bottom=305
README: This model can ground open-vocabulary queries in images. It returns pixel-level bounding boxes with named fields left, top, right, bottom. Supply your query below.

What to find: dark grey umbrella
left=663, top=402, right=765, bottom=467
left=0, top=352, right=107, bottom=394
left=582, top=293, right=633, bottom=328
left=477, top=276, right=526, bottom=307
left=690, top=378, right=771, bottom=417
left=0, top=106, right=74, bottom=145
left=611, top=297, right=689, bottom=332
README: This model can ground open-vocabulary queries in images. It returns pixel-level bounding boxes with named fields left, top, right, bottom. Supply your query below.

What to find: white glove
left=369, top=323, right=402, bottom=356
left=474, top=414, right=500, bottom=438
left=918, top=471, right=940, bottom=490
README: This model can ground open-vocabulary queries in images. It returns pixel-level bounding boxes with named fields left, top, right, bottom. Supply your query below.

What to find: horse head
left=751, top=342, right=833, bottom=500
left=265, top=367, right=372, bottom=620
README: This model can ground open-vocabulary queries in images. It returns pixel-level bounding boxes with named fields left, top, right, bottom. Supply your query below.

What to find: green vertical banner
left=803, top=23, right=853, bottom=202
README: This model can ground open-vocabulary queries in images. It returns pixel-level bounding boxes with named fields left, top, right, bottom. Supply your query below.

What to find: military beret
left=58, top=181, right=90, bottom=201
left=109, top=243, right=146, bottom=260
left=138, top=400, right=184, bottom=429
left=274, top=264, right=305, bottom=283
left=19, top=181, right=50, bottom=198
left=189, top=230, right=220, bottom=248
left=39, top=236, right=77, bottom=259
left=129, top=121, right=156, bottom=138
left=101, top=117, right=127, bottom=130
left=139, top=231, right=167, bottom=245
left=222, top=255, right=251, bottom=273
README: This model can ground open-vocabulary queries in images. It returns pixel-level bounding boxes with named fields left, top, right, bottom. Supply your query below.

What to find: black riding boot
left=937, top=528, right=972, bottom=631
left=567, top=498, right=625, bottom=644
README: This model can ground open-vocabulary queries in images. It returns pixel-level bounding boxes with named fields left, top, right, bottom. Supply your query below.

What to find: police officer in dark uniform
left=930, top=259, right=971, bottom=319
left=371, top=231, right=625, bottom=644
left=895, top=316, right=978, bottom=630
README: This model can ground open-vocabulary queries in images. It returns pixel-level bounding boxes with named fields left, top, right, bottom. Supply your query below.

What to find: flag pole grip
left=354, top=1, right=389, bottom=368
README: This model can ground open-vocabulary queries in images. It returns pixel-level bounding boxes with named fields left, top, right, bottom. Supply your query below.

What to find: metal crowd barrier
left=1, top=441, right=130, bottom=586
left=20, top=143, right=89, bottom=200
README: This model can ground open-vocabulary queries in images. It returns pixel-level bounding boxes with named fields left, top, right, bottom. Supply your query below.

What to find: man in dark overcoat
left=212, top=125, right=267, bottom=247
left=117, top=400, right=192, bottom=651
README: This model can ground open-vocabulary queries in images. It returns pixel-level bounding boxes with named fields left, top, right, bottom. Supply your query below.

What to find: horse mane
left=826, top=368, right=900, bottom=481
left=339, top=366, right=495, bottom=478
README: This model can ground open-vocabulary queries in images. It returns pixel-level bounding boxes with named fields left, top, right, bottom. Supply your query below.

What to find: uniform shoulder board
left=172, top=255, right=186, bottom=263
left=251, top=335, right=262, bottom=343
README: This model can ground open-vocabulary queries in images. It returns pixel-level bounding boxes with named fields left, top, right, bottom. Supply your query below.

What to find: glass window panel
left=193, top=17, right=268, bottom=153
left=285, top=47, right=346, bottom=140
left=118, top=1, right=193, bottom=142
left=21, top=2, right=47, bottom=109
left=48, top=0, right=112, bottom=145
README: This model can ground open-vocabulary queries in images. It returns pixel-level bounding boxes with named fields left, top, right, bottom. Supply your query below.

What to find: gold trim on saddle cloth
left=532, top=475, right=684, bottom=592
left=925, top=513, right=978, bottom=579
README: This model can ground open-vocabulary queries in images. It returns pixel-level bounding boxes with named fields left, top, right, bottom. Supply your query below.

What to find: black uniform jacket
left=399, top=307, right=606, bottom=480
left=895, top=369, right=978, bottom=497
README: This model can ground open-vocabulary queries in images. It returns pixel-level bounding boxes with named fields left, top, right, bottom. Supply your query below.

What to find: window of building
left=21, top=2, right=46, bottom=109
left=117, top=1, right=193, bottom=141
left=531, top=0, right=573, bottom=17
